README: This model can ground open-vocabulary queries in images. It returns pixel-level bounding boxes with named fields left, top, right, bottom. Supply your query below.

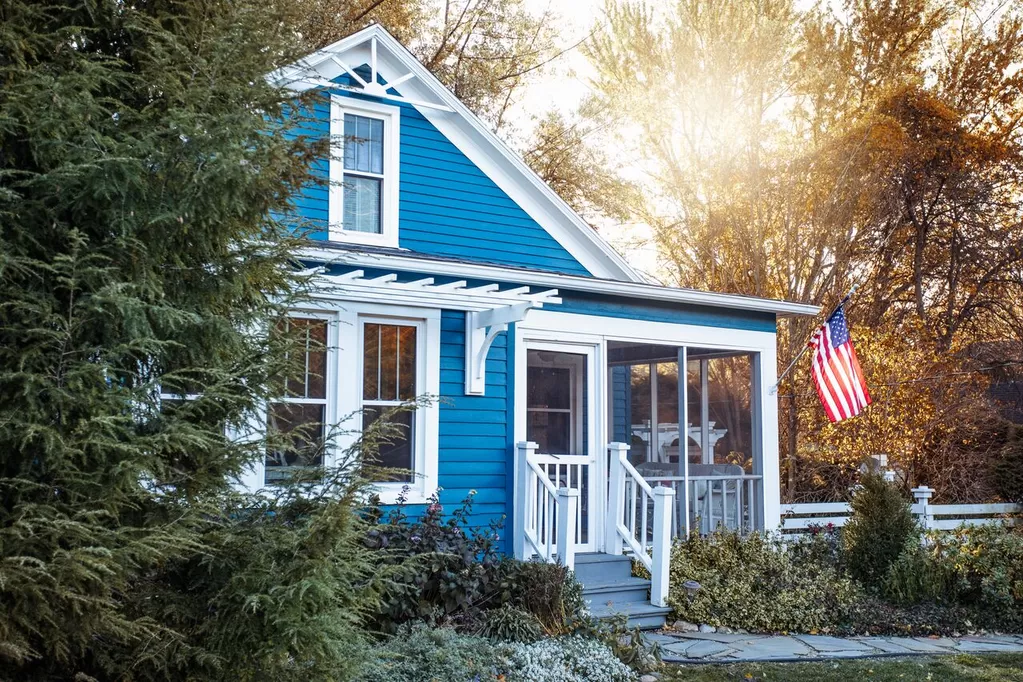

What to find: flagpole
left=768, top=283, right=859, bottom=395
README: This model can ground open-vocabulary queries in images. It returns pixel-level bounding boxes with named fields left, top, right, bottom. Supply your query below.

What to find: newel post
left=556, top=487, right=580, bottom=571
left=606, top=442, right=629, bottom=556
left=651, top=485, right=675, bottom=607
left=912, top=486, right=935, bottom=532
left=514, top=441, right=538, bottom=560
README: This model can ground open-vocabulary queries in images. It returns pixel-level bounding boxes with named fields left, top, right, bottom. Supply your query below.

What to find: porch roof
left=299, top=243, right=822, bottom=319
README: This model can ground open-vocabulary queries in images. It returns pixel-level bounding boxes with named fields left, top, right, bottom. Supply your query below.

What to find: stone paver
left=655, top=630, right=1023, bottom=663
left=680, top=640, right=735, bottom=659
left=955, top=640, right=1023, bottom=653
left=793, top=634, right=874, bottom=652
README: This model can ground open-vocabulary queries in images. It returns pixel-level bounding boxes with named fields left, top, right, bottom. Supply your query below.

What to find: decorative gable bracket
left=466, top=301, right=535, bottom=396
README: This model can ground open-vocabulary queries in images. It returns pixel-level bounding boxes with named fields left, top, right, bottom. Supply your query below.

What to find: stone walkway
left=645, top=631, right=1023, bottom=663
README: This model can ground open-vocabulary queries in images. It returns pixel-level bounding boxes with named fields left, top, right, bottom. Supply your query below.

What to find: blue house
left=252, top=24, right=819, bottom=626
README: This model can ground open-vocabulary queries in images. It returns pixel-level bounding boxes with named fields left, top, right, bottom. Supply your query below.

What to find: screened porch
left=607, top=341, right=764, bottom=536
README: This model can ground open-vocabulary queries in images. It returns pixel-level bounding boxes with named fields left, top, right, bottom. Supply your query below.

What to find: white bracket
left=465, top=301, right=534, bottom=396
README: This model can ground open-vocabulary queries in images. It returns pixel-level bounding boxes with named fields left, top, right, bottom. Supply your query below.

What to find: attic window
left=329, top=97, right=400, bottom=247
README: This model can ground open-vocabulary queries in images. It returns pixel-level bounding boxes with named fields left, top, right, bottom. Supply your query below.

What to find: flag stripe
left=809, top=306, right=870, bottom=423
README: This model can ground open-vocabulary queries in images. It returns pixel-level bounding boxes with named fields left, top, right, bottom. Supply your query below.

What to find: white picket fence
left=782, top=486, right=1023, bottom=537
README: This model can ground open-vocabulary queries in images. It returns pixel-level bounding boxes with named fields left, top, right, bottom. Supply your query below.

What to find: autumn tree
left=583, top=0, right=1023, bottom=501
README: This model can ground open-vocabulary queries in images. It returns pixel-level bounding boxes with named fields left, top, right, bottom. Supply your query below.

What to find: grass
left=659, top=654, right=1023, bottom=681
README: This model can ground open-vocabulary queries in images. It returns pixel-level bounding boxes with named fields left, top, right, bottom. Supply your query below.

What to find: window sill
left=372, top=482, right=431, bottom=506
left=328, top=228, right=399, bottom=249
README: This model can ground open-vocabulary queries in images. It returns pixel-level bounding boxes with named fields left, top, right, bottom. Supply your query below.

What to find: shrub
left=480, top=605, right=544, bottom=643
left=571, top=614, right=660, bottom=673
left=365, top=493, right=586, bottom=636
left=666, top=529, right=859, bottom=633
left=356, top=625, right=503, bottom=682
left=883, top=524, right=1023, bottom=629
left=503, top=635, right=636, bottom=682
left=843, top=474, right=919, bottom=586
left=365, top=490, right=504, bottom=633
left=496, top=560, right=587, bottom=635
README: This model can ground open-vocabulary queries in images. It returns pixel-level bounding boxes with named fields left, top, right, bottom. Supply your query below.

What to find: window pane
left=629, top=364, right=651, bottom=463
left=398, top=325, right=417, bottom=400
left=363, top=408, right=413, bottom=482
left=265, top=402, right=325, bottom=482
left=379, top=324, right=398, bottom=401
left=343, top=114, right=384, bottom=174
left=363, top=323, right=380, bottom=400
left=281, top=318, right=327, bottom=399
left=342, top=175, right=381, bottom=234
left=707, top=354, right=754, bottom=470
left=687, top=359, right=703, bottom=465
left=526, top=365, right=572, bottom=410
left=364, top=323, right=416, bottom=402
left=656, top=362, right=679, bottom=463
left=527, top=410, right=571, bottom=454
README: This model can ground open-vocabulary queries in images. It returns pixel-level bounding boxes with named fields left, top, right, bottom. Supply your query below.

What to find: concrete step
left=589, top=601, right=672, bottom=631
left=581, top=576, right=652, bottom=605
left=573, top=552, right=634, bottom=584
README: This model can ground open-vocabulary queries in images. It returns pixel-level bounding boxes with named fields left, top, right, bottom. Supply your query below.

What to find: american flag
left=809, top=306, right=871, bottom=423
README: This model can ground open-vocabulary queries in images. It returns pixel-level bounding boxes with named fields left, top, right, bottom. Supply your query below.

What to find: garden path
left=646, top=631, right=1023, bottom=663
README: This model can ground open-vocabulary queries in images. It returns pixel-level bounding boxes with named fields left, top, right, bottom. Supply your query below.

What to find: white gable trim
left=270, top=24, right=644, bottom=283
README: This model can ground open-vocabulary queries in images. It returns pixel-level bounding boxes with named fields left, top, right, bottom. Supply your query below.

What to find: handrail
left=647, top=474, right=762, bottom=482
left=619, top=457, right=656, bottom=497
left=526, top=456, right=558, bottom=496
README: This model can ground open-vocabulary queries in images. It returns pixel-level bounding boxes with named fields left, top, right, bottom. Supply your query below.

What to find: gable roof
left=268, top=23, right=644, bottom=283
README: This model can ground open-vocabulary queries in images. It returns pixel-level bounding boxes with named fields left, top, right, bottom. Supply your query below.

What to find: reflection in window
left=266, top=318, right=328, bottom=483
left=362, top=322, right=417, bottom=481
left=707, top=355, right=753, bottom=471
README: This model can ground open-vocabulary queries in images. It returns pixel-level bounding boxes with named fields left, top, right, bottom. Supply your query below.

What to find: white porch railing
left=781, top=486, right=1023, bottom=538
left=517, top=441, right=581, bottom=570
left=607, top=442, right=674, bottom=607
left=644, top=474, right=763, bottom=537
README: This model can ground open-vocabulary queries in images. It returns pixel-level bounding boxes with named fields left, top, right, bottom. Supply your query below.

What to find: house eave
left=297, top=244, right=822, bottom=319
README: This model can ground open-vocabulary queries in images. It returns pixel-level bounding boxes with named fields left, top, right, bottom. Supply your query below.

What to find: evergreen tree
left=0, top=1, right=378, bottom=679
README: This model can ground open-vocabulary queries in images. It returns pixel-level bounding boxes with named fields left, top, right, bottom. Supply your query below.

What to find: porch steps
left=574, top=553, right=671, bottom=630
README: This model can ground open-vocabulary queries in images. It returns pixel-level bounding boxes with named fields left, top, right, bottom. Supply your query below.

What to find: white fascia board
left=299, top=245, right=822, bottom=318
left=269, top=24, right=644, bottom=283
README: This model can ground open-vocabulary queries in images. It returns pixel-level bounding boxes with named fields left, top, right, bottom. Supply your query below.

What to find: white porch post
left=755, top=348, right=781, bottom=532
left=514, top=441, right=537, bottom=560
left=651, top=485, right=675, bottom=607
left=606, top=442, right=628, bottom=555
left=556, top=487, right=579, bottom=570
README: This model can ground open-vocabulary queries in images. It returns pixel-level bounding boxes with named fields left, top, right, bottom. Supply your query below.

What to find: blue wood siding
left=436, top=309, right=510, bottom=552
left=286, top=71, right=593, bottom=277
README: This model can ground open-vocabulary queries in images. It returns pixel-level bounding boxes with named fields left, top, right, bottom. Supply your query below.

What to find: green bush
left=883, top=524, right=1023, bottom=629
left=843, top=474, right=919, bottom=587
left=666, top=529, right=859, bottom=633
left=496, top=560, right=587, bottom=635
left=480, top=605, right=544, bottom=643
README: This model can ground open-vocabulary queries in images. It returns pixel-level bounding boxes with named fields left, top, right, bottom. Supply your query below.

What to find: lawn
left=660, top=654, right=1023, bottom=681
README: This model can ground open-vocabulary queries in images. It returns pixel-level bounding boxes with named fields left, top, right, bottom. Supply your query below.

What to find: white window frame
left=329, top=96, right=400, bottom=247
left=339, top=304, right=439, bottom=504
left=237, top=303, right=439, bottom=503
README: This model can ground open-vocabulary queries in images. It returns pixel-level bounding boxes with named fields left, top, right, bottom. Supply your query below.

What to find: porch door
left=525, top=344, right=599, bottom=553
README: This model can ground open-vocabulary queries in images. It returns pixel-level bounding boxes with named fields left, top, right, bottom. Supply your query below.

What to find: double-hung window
left=360, top=320, right=419, bottom=482
left=329, top=97, right=399, bottom=247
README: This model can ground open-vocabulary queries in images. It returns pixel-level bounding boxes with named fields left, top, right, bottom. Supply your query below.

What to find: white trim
left=271, top=24, right=643, bottom=282
left=515, top=310, right=782, bottom=535
left=517, top=339, right=602, bottom=553
left=329, top=97, right=400, bottom=247
left=235, top=302, right=440, bottom=504
left=299, top=245, right=822, bottom=318
left=337, top=302, right=441, bottom=504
